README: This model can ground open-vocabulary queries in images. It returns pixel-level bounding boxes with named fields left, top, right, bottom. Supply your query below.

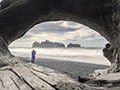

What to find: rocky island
left=32, top=40, right=82, bottom=48
left=32, top=40, right=65, bottom=48
left=67, top=43, right=81, bottom=48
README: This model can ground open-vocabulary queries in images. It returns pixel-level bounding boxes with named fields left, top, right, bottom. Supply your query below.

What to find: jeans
left=31, top=58, right=35, bottom=63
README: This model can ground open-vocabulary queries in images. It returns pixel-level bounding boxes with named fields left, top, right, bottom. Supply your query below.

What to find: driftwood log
left=0, top=61, right=87, bottom=90
left=0, top=0, right=120, bottom=89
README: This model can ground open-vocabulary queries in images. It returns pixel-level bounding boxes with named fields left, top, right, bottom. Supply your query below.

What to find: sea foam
left=9, top=47, right=110, bottom=65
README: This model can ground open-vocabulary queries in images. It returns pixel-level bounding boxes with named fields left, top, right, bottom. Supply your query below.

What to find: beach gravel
left=34, top=58, right=110, bottom=80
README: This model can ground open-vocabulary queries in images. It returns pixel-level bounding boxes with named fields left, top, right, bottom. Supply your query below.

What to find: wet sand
left=33, top=58, right=110, bottom=80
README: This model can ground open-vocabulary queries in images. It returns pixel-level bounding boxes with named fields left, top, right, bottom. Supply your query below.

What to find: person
left=31, top=50, right=36, bottom=63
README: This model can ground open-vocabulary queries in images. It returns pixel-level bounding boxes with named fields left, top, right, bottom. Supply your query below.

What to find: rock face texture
left=0, top=0, right=118, bottom=72
left=0, top=0, right=10, bottom=9
left=0, top=0, right=120, bottom=89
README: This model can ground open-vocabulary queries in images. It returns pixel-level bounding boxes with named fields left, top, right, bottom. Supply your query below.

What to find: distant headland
left=32, top=40, right=81, bottom=48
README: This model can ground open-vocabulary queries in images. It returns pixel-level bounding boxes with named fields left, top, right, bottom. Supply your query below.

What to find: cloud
left=10, top=21, right=106, bottom=47
left=59, top=21, right=84, bottom=29
left=26, top=21, right=103, bottom=41
left=28, top=21, right=103, bottom=40
left=22, top=34, right=32, bottom=39
left=29, top=21, right=79, bottom=34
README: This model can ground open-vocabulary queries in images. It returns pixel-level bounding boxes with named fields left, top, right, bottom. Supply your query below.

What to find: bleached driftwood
left=0, top=59, right=88, bottom=90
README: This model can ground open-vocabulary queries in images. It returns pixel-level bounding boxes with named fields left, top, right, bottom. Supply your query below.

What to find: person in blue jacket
left=31, top=50, right=36, bottom=63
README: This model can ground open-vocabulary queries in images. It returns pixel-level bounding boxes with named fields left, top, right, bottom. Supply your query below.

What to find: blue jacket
left=32, top=51, right=36, bottom=58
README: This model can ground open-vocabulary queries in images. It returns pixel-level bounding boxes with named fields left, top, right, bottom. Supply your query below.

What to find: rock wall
left=0, top=0, right=120, bottom=89
left=0, top=0, right=120, bottom=71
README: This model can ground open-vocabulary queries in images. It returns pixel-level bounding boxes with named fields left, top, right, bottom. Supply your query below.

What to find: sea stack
left=32, top=40, right=65, bottom=48
left=67, top=43, right=81, bottom=48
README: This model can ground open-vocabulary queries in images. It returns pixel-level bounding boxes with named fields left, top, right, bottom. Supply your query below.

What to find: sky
left=9, top=21, right=108, bottom=48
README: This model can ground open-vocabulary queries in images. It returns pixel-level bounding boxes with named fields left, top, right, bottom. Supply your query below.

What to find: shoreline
left=33, top=58, right=110, bottom=80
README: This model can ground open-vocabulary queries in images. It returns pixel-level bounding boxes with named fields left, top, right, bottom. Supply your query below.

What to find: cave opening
left=9, top=21, right=110, bottom=79
left=0, top=0, right=120, bottom=89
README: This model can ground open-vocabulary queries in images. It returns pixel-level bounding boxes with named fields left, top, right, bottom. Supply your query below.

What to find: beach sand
left=33, top=58, right=110, bottom=80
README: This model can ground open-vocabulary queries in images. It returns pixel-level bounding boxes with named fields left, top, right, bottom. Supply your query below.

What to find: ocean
left=9, top=47, right=110, bottom=65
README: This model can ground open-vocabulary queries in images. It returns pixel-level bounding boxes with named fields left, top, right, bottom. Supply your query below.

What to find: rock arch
left=0, top=0, right=120, bottom=89
left=0, top=0, right=120, bottom=73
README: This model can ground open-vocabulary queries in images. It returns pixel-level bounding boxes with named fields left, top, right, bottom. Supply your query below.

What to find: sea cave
left=0, top=0, right=120, bottom=89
